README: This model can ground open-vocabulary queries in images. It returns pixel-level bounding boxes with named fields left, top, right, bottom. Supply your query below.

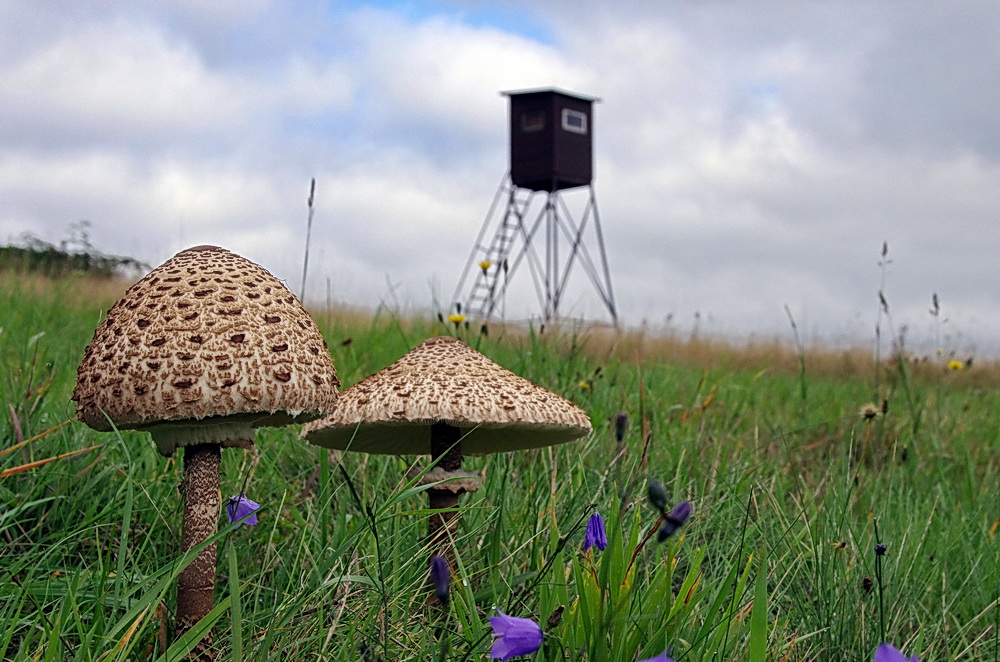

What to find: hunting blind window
left=521, top=110, right=545, bottom=132
left=561, top=108, right=587, bottom=134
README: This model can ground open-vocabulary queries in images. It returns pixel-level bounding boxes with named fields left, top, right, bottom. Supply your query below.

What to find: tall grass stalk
left=300, top=177, right=317, bottom=302
left=784, top=304, right=809, bottom=417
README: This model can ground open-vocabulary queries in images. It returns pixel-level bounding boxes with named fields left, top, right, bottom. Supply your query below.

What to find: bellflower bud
left=583, top=512, right=607, bottom=552
left=429, top=555, right=450, bottom=605
left=648, top=480, right=669, bottom=514
left=614, top=412, right=629, bottom=442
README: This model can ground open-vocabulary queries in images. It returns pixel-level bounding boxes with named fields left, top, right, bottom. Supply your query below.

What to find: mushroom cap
left=72, top=245, right=339, bottom=455
left=301, top=336, right=591, bottom=455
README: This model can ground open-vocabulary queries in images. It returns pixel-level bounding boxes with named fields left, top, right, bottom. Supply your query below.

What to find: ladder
left=452, top=176, right=618, bottom=326
left=455, top=182, right=534, bottom=319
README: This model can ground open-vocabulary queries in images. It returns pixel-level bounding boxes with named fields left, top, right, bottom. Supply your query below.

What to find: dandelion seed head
left=860, top=403, right=881, bottom=420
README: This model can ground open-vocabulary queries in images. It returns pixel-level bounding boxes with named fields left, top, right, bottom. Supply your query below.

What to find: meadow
left=0, top=272, right=996, bottom=661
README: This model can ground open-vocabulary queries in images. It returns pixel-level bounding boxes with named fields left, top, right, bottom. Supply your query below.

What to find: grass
left=0, top=273, right=997, bottom=661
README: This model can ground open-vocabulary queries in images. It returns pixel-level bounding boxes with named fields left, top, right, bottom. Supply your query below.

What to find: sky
left=3, top=1, right=999, bottom=357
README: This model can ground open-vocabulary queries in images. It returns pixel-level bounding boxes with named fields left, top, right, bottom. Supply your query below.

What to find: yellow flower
left=947, top=360, right=964, bottom=371
left=448, top=314, right=466, bottom=325
left=578, top=380, right=590, bottom=390
left=479, top=260, right=491, bottom=272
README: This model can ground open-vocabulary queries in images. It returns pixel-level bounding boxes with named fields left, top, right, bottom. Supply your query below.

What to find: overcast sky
left=3, top=1, right=999, bottom=356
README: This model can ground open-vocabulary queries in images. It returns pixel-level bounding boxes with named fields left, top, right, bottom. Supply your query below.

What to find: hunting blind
left=453, top=88, right=618, bottom=326
left=509, top=89, right=594, bottom=192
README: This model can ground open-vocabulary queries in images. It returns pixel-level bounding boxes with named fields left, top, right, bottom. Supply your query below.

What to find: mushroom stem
left=427, top=422, right=463, bottom=550
left=175, top=443, right=221, bottom=660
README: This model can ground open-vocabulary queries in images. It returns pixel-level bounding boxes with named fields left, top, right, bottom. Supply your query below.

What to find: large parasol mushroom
left=301, top=336, right=590, bottom=551
left=72, top=245, right=338, bottom=658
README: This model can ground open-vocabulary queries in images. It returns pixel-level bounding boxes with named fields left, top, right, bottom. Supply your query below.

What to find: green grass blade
left=228, top=541, right=243, bottom=662
left=749, top=546, right=768, bottom=662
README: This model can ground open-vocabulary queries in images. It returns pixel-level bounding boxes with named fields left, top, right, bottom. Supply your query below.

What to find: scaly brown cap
left=72, top=245, right=339, bottom=455
left=302, top=336, right=591, bottom=455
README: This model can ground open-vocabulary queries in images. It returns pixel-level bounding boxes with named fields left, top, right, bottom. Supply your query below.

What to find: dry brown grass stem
left=1, top=271, right=129, bottom=308
left=11, top=272, right=998, bottom=386
left=492, top=321, right=1000, bottom=387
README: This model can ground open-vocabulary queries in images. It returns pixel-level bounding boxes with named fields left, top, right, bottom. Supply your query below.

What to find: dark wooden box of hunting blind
left=506, top=88, right=596, bottom=192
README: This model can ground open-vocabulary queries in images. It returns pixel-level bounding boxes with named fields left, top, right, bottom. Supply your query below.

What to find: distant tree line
left=0, top=222, right=149, bottom=279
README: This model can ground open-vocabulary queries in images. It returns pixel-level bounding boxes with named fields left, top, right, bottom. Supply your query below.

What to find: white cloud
left=2, top=1, right=1000, bottom=356
left=0, top=12, right=355, bottom=154
left=0, top=20, right=240, bottom=143
left=341, top=8, right=582, bottom=144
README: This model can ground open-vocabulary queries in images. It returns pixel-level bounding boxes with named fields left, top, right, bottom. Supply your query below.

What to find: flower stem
left=622, top=514, right=665, bottom=586
left=874, top=518, right=886, bottom=643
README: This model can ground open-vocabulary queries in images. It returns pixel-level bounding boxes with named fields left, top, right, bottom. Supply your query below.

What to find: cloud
left=855, top=3, right=1000, bottom=157
left=330, top=7, right=582, bottom=167
left=2, top=1, right=999, bottom=356
left=1, top=20, right=237, bottom=147
left=0, top=7, right=355, bottom=154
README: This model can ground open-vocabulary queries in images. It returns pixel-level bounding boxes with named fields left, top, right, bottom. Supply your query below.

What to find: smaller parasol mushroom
left=72, top=245, right=338, bottom=659
left=301, top=336, right=591, bottom=551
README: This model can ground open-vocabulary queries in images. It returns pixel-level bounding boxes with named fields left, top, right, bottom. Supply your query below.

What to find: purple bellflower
left=226, top=493, right=260, bottom=529
left=658, top=500, right=692, bottom=542
left=489, top=609, right=543, bottom=660
left=874, top=643, right=918, bottom=662
left=584, top=512, right=608, bottom=552
left=429, top=555, right=450, bottom=604
left=637, top=654, right=675, bottom=662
